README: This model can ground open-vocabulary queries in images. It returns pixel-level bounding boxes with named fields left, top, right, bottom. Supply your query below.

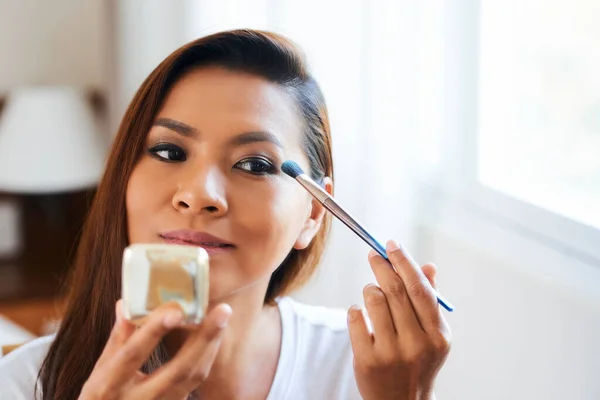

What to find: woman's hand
left=347, top=240, right=451, bottom=400
left=79, top=300, right=232, bottom=400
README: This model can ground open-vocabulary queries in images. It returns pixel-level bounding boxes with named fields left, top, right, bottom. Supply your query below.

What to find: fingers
left=421, top=263, right=438, bottom=290
left=361, top=284, right=398, bottom=351
left=349, top=247, right=453, bottom=398
left=113, top=299, right=137, bottom=345
left=139, top=303, right=232, bottom=399
left=385, top=240, right=442, bottom=335
left=347, top=304, right=372, bottom=361
left=367, top=250, right=422, bottom=337
left=101, top=303, right=186, bottom=387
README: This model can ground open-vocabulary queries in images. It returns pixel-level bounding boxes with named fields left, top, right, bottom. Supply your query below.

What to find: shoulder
left=278, top=296, right=351, bottom=357
left=276, top=297, right=361, bottom=399
left=0, top=335, right=54, bottom=400
left=278, top=296, right=349, bottom=332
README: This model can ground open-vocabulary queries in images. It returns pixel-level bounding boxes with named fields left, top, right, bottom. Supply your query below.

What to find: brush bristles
left=281, top=160, right=304, bottom=179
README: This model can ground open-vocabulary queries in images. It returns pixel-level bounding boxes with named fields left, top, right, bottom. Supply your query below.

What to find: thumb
left=421, top=263, right=438, bottom=290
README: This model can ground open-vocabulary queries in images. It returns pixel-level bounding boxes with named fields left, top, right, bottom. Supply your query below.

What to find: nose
left=172, top=165, right=228, bottom=216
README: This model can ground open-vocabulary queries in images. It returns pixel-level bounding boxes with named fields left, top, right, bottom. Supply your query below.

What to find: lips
left=159, top=230, right=234, bottom=255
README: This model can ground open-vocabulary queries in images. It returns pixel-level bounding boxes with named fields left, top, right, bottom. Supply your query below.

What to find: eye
left=235, top=157, right=276, bottom=175
left=148, top=143, right=186, bottom=162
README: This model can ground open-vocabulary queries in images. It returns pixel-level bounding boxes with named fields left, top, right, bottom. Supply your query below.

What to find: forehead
left=157, top=66, right=305, bottom=150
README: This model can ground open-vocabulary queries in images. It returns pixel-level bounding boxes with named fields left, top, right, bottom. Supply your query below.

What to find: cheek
left=232, top=182, right=309, bottom=249
left=126, top=162, right=168, bottom=241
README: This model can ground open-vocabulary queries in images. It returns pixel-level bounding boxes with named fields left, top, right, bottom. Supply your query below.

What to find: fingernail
left=347, top=304, right=362, bottom=322
left=215, top=304, right=232, bottom=329
left=163, top=310, right=184, bottom=328
left=386, top=240, right=400, bottom=252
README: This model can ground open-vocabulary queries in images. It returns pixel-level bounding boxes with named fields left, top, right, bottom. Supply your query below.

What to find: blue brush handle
left=324, top=199, right=455, bottom=312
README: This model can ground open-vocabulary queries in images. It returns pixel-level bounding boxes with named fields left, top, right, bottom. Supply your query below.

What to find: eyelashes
left=147, top=142, right=277, bottom=176
left=234, top=157, right=276, bottom=175
left=148, top=143, right=186, bottom=162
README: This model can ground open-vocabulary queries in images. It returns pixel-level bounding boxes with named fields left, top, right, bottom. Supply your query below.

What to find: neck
left=164, top=278, right=283, bottom=399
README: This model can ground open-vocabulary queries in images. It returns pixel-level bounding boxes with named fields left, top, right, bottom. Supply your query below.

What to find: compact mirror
left=121, top=243, right=209, bottom=325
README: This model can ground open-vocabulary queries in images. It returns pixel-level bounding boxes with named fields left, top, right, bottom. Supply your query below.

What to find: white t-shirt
left=0, top=297, right=362, bottom=399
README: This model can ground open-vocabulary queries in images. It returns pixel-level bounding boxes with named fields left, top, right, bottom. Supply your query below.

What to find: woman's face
left=126, top=66, right=326, bottom=301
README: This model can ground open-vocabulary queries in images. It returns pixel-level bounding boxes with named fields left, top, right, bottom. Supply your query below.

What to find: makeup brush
left=281, top=160, right=454, bottom=312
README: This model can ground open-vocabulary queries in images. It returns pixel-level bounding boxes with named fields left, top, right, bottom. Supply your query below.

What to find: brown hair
left=38, top=29, right=334, bottom=399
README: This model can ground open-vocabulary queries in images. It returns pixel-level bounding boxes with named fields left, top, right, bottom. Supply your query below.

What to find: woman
left=0, top=29, right=451, bottom=399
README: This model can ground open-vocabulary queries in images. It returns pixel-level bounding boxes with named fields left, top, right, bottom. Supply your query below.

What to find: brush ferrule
left=296, top=174, right=330, bottom=203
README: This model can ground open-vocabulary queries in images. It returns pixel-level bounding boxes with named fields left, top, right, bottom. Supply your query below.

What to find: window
left=414, top=0, right=600, bottom=265
left=478, top=0, right=600, bottom=231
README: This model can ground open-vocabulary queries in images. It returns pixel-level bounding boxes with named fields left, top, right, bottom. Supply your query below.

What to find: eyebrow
left=153, top=118, right=197, bottom=137
left=228, top=130, right=284, bottom=150
left=154, top=117, right=284, bottom=150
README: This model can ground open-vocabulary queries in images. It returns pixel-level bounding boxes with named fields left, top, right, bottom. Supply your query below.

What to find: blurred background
left=0, top=0, right=599, bottom=399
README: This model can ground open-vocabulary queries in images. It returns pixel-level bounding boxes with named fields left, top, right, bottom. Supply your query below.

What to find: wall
left=415, top=213, right=600, bottom=400
left=0, top=0, right=107, bottom=91
left=109, top=0, right=188, bottom=133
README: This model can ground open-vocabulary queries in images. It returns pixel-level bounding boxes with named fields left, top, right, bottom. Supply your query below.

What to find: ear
left=293, top=177, right=333, bottom=250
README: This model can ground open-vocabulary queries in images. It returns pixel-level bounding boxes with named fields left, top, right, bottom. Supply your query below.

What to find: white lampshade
left=0, top=86, right=107, bottom=193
